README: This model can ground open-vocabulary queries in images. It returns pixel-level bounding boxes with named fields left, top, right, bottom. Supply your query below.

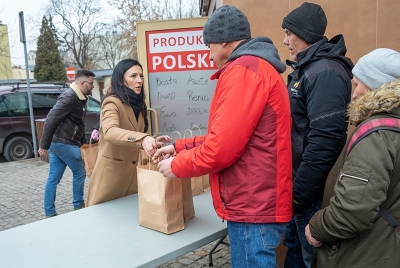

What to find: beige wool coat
left=86, top=96, right=149, bottom=206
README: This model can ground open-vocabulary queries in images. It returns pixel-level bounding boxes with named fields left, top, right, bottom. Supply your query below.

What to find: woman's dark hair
left=109, top=59, right=144, bottom=103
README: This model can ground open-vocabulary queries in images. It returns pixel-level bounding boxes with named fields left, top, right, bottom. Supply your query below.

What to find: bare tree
left=0, top=29, right=12, bottom=79
left=45, top=0, right=106, bottom=69
left=109, top=0, right=199, bottom=60
left=163, top=0, right=199, bottom=19
left=97, top=24, right=130, bottom=69
left=0, top=26, right=10, bottom=58
left=109, top=0, right=157, bottom=59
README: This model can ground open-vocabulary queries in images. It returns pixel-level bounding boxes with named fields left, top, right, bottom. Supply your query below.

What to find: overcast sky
left=1, top=0, right=46, bottom=66
left=1, top=0, right=116, bottom=66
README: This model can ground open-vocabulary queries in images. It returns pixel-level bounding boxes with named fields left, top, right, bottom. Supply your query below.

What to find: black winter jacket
left=286, top=35, right=353, bottom=214
left=40, top=88, right=87, bottom=149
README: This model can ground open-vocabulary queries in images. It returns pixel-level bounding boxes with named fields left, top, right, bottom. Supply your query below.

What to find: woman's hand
left=305, top=224, right=323, bottom=247
left=142, top=136, right=157, bottom=156
left=152, top=145, right=175, bottom=164
left=155, top=135, right=171, bottom=147
left=142, top=135, right=172, bottom=157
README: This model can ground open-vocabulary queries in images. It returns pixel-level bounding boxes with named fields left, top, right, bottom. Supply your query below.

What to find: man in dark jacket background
left=39, top=70, right=95, bottom=217
left=281, top=2, right=353, bottom=267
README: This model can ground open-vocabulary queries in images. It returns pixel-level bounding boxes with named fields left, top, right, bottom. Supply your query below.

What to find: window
left=32, top=93, right=59, bottom=110
left=0, top=93, right=28, bottom=117
left=0, top=95, right=9, bottom=116
left=87, top=97, right=100, bottom=113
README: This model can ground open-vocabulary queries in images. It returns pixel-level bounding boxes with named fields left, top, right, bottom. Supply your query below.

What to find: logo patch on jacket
left=290, top=81, right=300, bottom=94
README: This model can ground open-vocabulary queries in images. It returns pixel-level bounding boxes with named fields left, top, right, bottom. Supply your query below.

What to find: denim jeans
left=227, top=221, right=287, bottom=268
left=44, top=142, right=86, bottom=216
left=283, top=198, right=322, bottom=268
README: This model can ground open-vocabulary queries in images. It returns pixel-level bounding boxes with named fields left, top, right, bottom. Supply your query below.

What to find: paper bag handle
left=171, top=131, right=182, bottom=143
left=183, top=128, right=193, bottom=138
left=191, top=124, right=202, bottom=135
left=89, top=137, right=96, bottom=147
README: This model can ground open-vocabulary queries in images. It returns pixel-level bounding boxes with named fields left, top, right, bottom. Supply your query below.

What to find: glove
left=91, top=129, right=99, bottom=141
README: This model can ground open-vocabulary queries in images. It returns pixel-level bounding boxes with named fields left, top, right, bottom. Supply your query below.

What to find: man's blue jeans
left=283, top=198, right=322, bottom=268
left=227, top=221, right=287, bottom=268
left=44, top=142, right=86, bottom=216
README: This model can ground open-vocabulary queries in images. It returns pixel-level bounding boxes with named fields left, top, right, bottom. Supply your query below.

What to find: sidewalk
left=0, top=158, right=230, bottom=268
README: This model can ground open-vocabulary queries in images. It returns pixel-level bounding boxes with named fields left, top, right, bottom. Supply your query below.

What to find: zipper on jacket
left=220, top=170, right=226, bottom=222
left=339, top=172, right=368, bottom=183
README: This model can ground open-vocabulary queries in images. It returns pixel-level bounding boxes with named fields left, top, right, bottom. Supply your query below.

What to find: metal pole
left=19, top=11, right=38, bottom=159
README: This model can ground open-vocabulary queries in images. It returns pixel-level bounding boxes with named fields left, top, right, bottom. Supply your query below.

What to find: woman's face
left=123, top=65, right=144, bottom=94
left=352, top=76, right=371, bottom=101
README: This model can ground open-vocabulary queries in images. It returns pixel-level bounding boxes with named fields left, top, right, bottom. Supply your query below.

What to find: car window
left=0, top=95, right=9, bottom=116
left=32, top=93, right=59, bottom=114
left=0, top=93, right=28, bottom=117
left=87, top=97, right=100, bottom=114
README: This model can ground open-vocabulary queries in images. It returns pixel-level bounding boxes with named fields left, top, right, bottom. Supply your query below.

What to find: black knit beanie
left=282, top=2, right=327, bottom=44
left=203, top=5, right=251, bottom=44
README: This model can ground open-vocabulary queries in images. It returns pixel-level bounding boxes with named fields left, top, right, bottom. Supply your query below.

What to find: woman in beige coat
left=86, top=59, right=170, bottom=206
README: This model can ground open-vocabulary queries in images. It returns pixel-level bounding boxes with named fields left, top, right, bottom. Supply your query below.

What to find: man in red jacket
left=154, top=5, right=292, bottom=267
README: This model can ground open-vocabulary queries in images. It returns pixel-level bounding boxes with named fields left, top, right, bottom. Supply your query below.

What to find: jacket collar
left=123, top=101, right=142, bottom=131
left=210, top=60, right=234, bottom=80
left=286, top=37, right=328, bottom=68
left=70, top=82, right=87, bottom=100
left=348, top=79, right=400, bottom=125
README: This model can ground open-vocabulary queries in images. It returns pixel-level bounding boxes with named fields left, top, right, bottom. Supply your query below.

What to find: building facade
left=0, top=21, right=12, bottom=81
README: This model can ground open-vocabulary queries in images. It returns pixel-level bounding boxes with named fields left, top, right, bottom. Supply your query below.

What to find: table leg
left=208, top=235, right=230, bottom=266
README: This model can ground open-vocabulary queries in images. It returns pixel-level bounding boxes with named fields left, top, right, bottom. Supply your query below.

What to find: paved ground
left=0, top=157, right=231, bottom=268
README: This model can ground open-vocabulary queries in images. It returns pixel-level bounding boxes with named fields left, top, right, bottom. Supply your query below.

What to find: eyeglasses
left=82, top=81, right=94, bottom=86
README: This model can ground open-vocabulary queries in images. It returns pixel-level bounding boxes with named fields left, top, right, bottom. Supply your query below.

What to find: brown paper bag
left=182, top=178, right=195, bottom=222
left=191, top=174, right=210, bottom=195
left=170, top=130, right=195, bottom=221
left=80, top=138, right=98, bottom=179
left=137, top=162, right=184, bottom=234
left=183, top=127, right=210, bottom=196
left=202, top=174, right=210, bottom=191
left=191, top=176, right=204, bottom=196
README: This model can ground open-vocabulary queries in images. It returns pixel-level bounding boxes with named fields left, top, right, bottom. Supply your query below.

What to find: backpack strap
left=379, top=206, right=400, bottom=229
left=346, top=117, right=400, bottom=230
left=346, top=118, right=400, bottom=156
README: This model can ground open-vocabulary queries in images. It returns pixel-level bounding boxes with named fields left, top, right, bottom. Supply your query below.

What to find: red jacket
left=172, top=55, right=292, bottom=223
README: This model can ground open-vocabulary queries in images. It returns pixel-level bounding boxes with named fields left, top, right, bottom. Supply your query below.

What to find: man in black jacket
left=39, top=70, right=95, bottom=217
left=281, top=2, right=353, bottom=267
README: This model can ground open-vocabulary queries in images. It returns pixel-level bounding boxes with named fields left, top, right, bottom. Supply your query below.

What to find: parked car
left=0, top=83, right=100, bottom=161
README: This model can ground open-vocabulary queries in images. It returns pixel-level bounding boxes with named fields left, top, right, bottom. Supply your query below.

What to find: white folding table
left=0, top=191, right=227, bottom=268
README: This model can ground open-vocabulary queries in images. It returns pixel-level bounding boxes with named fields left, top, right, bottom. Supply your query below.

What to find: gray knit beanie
left=203, top=5, right=251, bottom=44
left=282, top=2, right=327, bottom=44
left=352, top=48, right=400, bottom=90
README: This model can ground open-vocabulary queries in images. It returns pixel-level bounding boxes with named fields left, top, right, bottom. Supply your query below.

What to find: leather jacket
left=40, top=88, right=87, bottom=149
